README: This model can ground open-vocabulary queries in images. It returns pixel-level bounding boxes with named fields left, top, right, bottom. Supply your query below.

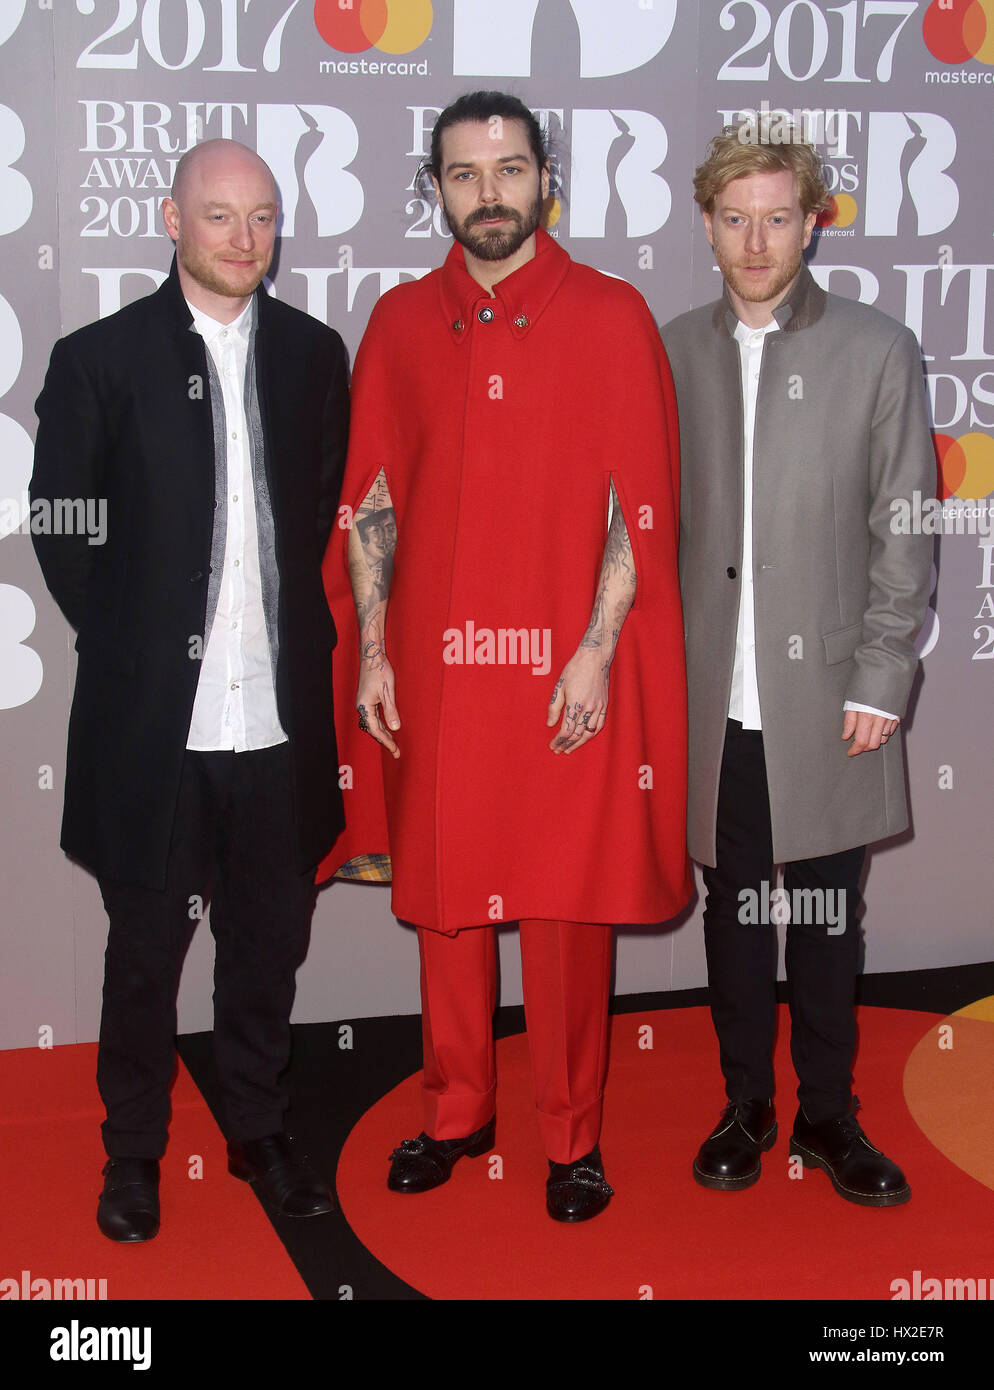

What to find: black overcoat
left=31, top=259, right=348, bottom=889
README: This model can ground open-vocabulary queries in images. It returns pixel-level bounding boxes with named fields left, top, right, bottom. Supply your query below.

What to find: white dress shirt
left=185, top=298, right=287, bottom=752
left=730, top=316, right=896, bottom=729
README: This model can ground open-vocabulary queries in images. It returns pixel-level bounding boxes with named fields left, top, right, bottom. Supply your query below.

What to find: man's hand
left=547, top=648, right=610, bottom=754
left=357, top=655, right=401, bottom=758
left=842, top=709, right=898, bottom=756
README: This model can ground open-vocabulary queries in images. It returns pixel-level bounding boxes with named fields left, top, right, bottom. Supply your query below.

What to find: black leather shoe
left=227, top=1132, right=335, bottom=1217
left=97, top=1158, right=160, bottom=1242
left=789, top=1098, right=911, bottom=1207
left=546, top=1146, right=613, bottom=1222
left=387, top=1117, right=496, bottom=1193
left=693, top=1099, right=777, bottom=1190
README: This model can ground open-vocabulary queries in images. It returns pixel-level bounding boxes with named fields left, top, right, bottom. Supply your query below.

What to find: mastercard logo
left=314, top=0, right=432, bottom=54
left=816, top=193, right=858, bottom=229
left=935, top=431, right=994, bottom=499
left=923, top=0, right=994, bottom=64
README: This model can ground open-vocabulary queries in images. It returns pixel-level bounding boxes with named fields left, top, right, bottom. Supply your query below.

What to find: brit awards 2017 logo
left=255, top=104, right=363, bottom=236
left=568, top=110, right=670, bottom=238
left=0, top=0, right=42, bottom=711
left=452, top=0, right=675, bottom=77
left=864, top=111, right=958, bottom=236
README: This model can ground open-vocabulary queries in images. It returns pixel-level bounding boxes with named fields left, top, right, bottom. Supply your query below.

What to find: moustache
left=467, top=206, right=520, bottom=227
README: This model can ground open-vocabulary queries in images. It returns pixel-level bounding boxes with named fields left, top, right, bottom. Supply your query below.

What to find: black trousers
left=702, top=720, right=865, bottom=1124
left=96, top=743, right=316, bottom=1160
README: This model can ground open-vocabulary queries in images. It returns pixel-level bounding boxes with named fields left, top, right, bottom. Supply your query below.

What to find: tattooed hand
left=545, top=480, right=633, bottom=754
left=546, top=648, right=610, bottom=754
left=356, top=653, right=401, bottom=758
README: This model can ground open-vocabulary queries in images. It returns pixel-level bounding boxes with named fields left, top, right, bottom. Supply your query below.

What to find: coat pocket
left=822, top=621, right=863, bottom=666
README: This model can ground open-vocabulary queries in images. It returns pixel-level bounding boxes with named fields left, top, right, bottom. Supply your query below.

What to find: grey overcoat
left=661, top=266, right=934, bottom=867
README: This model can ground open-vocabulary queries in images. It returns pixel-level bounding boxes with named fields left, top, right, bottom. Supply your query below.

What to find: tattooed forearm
left=349, top=468, right=397, bottom=662
left=578, top=481, right=636, bottom=664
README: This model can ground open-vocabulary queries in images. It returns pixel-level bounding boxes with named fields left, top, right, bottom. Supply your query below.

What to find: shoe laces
left=389, top=1136, right=428, bottom=1160
left=828, top=1112, right=864, bottom=1153
left=549, top=1160, right=614, bottom=1196
left=811, top=1098, right=866, bottom=1154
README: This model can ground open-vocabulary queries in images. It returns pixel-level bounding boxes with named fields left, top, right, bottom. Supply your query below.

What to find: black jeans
left=97, top=744, right=316, bottom=1159
left=701, top=720, right=865, bottom=1124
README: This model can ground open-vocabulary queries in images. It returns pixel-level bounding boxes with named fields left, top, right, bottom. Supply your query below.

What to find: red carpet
left=904, top=996, right=994, bottom=1193
left=0, top=1043, right=308, bottom=1299
left=336, top=1005, right=994, bottom=1300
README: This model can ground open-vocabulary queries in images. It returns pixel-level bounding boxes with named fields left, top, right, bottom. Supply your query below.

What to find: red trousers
left=417, top=918, right=612, bottom=1164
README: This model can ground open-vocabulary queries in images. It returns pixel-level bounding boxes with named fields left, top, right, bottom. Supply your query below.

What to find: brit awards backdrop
left=0, top=0, right=990, bottom=1049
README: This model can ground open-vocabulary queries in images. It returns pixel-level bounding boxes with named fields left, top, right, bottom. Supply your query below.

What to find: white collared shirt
left=729, top=316, right=896, bottom=729
left=185, top=298, right=287, bottom=752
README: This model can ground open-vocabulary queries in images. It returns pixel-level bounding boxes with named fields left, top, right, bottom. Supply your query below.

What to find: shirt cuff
left=843, top=700, right=899, bottom=721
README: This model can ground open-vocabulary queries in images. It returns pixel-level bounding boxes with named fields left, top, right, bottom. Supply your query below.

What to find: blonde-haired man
left=661, top=120, right=934, bottom=1206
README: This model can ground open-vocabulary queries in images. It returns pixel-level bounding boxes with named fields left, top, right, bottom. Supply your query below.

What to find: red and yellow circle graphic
left=923, top=0, right=994, bottom=65
left=816, top=193, right=858, bottom=229
left=934, top=431, right=994, bottom=499
left=314, top=0, right=433, bottom=54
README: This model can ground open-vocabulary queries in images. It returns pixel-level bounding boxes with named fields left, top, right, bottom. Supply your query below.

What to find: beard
left=712, top=238, right=804, bottom=305
left=443, top=188, right=545, bottom=263
left=176, top=236, right=270, bottom=299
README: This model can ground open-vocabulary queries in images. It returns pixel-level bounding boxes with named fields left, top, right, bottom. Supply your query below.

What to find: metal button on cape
left=477, top=306, right=495, bottom=323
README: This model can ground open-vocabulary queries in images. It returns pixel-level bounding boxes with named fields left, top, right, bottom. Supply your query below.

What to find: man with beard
left=31, top=139, right=348, bottom=1240
left=319, top=92, right=690, bottom=1221
left=661, top=121, right=934, bottom=1205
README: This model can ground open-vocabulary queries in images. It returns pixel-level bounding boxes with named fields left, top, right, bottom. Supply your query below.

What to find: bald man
left=31, top=140, right=349, bottom=1240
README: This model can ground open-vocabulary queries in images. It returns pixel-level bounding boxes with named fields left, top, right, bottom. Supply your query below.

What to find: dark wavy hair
left=416, top=91, right=548, bottom=196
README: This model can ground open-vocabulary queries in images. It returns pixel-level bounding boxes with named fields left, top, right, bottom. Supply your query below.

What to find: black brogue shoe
left=546, top=1146, right=614, bottom=1222
left=387, top=1117, right=496, bottom=1193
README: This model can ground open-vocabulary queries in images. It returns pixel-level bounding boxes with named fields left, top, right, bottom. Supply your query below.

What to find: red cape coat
left=317, top=229, right=691, bottom=933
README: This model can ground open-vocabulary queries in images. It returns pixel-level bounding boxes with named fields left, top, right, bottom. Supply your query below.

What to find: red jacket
left=318, top=229, right=691, bottom=932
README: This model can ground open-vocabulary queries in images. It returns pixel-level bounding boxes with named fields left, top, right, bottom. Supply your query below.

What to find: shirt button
left=727, top=566, right=737, bottom=579
left=478, top=306, right=495, bottom=323
left=230, top=681, right=238, bottom=690
left=232, top=494, right=238, bottom=503
left=221, top=330, right=228, bottom=338
left=230, top=431, right=238, bottom=440
left=233, top=559, right=240, bottom=568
